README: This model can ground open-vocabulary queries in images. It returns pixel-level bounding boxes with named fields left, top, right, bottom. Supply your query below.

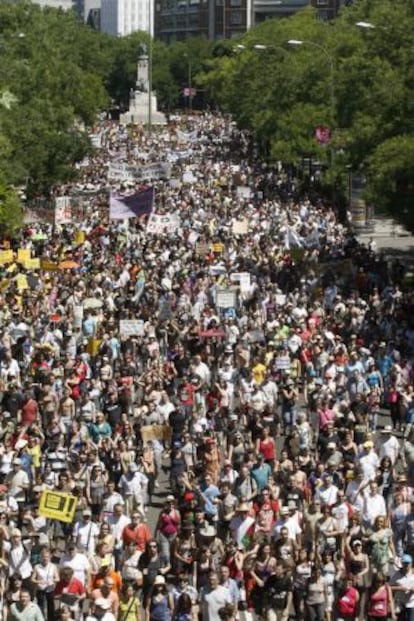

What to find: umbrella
left=83, top=297, right=103, bottom=309
left=59, top=260, right=79, bottom=270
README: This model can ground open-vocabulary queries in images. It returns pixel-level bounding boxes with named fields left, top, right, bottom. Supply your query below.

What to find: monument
left=120, top=50, right=166, bottom=126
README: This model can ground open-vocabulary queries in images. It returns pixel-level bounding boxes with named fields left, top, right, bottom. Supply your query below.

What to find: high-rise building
left=100, top=0, right=152, bottom=37
left=155, top=0, right=314, bottom=43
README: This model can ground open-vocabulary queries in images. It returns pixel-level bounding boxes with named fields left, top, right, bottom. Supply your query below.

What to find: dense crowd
left=0, top=112, right=413, bottom=621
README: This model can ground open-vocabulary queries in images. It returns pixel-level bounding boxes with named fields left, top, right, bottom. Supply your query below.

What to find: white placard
left=119, top=320, right=145, bottom=337
left=216, top=290, right=237, bottom=309
left=236, top=186, right=252, bottom=199
left=72, top=305, right=84, bottom=329
left=275, top=355, right=291, bottom=370
left=55, top=197, right=72, bottom=225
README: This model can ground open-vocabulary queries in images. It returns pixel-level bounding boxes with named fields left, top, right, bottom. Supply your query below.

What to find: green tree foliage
left=199, top=0, right=414, bottom=226
left=0, top=0, right=110, bottom=199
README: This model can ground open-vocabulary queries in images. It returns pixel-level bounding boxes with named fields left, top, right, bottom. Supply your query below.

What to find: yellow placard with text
left=74, top=231, right=85, bottom=245
left=40, top=259, right=59, bottom=271
left=16, top=274, right=28, bottom=291
left=0, top=250, right=13, bottom=265
left=17, top=249, right=31, bottom=264
left=24, top=258, right=40, bottom=270
left=39, top=490, right=77, bottom=523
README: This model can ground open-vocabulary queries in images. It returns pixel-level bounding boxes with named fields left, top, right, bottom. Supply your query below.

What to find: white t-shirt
left=61, top=552, right=90, bottom=585
left=202, top=585, right=232, bottom=621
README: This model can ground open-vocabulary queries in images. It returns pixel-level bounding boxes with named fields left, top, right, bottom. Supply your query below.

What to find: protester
left=0, top=110, right=411, bottom=621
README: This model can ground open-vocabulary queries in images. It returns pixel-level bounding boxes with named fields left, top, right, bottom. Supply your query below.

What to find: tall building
left=155, top=0, right=314, bottom=43
left=100, top=0, right=152, bottom=36
left=309, top=0, right=340, bottom=20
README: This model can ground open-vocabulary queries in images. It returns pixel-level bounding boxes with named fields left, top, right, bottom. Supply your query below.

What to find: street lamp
left=183, top=53, right=193, bottom=113
left=148, top=0, right=153, bottom=132
left=288, top=38, right=338, bottom=210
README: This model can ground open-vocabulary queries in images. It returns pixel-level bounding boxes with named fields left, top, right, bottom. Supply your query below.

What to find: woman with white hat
left=145, top=575, right=173, bottom=621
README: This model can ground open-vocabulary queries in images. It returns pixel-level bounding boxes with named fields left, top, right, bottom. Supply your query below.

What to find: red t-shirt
left=54, top=577, right=85, bottom=597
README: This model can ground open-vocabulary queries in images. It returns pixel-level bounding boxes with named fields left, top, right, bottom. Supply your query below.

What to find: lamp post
left=184, top=53, right=193, bottom=113
left=288, top=38, right=338, bottom=211
left=148, top=0, right=153, bottom=132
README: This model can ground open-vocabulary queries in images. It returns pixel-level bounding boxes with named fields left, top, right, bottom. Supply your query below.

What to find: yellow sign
left=25, top=258, right=40, bottom=270
left=17, top=249, right=30, bottom=264
left=87, top=338, right=102, bottom=357
left=16, top=274, right=28, bottom=291
left=39, top=490, right=77, bottom=523
left=0, top=250, right=13, bottom=265
left=212, top=242, right=224, bottom=254
left=74, top=231, right=85, bottom=245
left=40, top=259, right=59, bottom=271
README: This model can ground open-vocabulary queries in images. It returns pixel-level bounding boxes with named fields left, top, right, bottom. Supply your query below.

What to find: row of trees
left=0, top=0, right=413, bottom=231
left=198, top=0, right=414, bottom=228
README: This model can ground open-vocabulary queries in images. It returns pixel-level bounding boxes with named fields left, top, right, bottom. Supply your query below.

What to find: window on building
left=317, top=9, right=329, bottom=19
left=230, top=0, right=241, bottom=6
left=316, top=0, right=328, bottom=5
left=229, top=10, right=242, bottom=24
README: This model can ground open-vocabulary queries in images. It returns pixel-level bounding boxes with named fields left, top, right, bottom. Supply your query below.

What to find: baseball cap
left=402, top=554, right=413, bottom=564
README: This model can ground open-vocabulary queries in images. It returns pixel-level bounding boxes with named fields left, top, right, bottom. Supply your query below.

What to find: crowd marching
left=0, top=112, right=413, bottom=621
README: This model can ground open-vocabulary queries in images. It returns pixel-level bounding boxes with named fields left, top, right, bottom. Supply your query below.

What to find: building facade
left=155, top=0, right=319, bottom=43
left=101, top=0, right=152, bottom=37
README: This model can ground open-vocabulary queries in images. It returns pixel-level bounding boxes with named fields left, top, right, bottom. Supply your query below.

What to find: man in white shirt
left=362, top=481, right=386, bottom=528
left=201, top=572, right=232, bottom=621
left=378, top=426, right=400, bottom=465
left=107, top=504, right=130, bottom=568
left=271, top=507, right=302, bottom=544
left=5, top=458, right=29, bottom=505
left=60, top=542, right=90, bottom=586
left=73, top=509, right=100, bottom=555
left=358, top=441, right=380, bottom=481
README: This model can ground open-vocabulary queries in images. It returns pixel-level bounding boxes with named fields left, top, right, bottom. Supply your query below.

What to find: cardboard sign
left=146, top=213, right=180, bottom=235
left=195, top=242, right=210, bottom=256
left=39, top=490, right=77, bottom=523
left=141, top=424, right=172, bottom=444
left=232, top=219, right=249, bottom=235
left=74, top=231, right=85, bottom=245
left=119, top=320, right=145, bottom=337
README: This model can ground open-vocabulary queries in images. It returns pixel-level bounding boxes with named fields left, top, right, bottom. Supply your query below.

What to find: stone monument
left=120, top=50, right=166, bottom=126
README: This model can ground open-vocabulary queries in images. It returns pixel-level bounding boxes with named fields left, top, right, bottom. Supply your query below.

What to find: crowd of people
left=0, top=111, right=413, bottom=621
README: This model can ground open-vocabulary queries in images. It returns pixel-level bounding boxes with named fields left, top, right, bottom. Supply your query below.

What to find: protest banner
left=146, top=213, right=180, bottom=235
left=183, top=170, right=197, bottom=184
left=0, top=250, right=13, bottom=265
left=39, top=490, right=77, bottom=523
left=141, top=424, right=172, bottom=444
left=119, top=319, right=145, bottom=338
left=55, top=196, right=72, bottom=225
left=16, top=274, right=28, bottom=291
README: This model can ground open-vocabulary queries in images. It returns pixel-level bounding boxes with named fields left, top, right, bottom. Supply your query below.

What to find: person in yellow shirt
left=251, top=357, right=267, bottom=386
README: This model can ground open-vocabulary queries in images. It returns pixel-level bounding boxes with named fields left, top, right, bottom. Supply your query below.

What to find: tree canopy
left=199, top=0, right=414, bottom=228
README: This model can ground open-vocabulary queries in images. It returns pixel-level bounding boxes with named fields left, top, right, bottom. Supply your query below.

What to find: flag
left=109, top=187, right=154, bottom=220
